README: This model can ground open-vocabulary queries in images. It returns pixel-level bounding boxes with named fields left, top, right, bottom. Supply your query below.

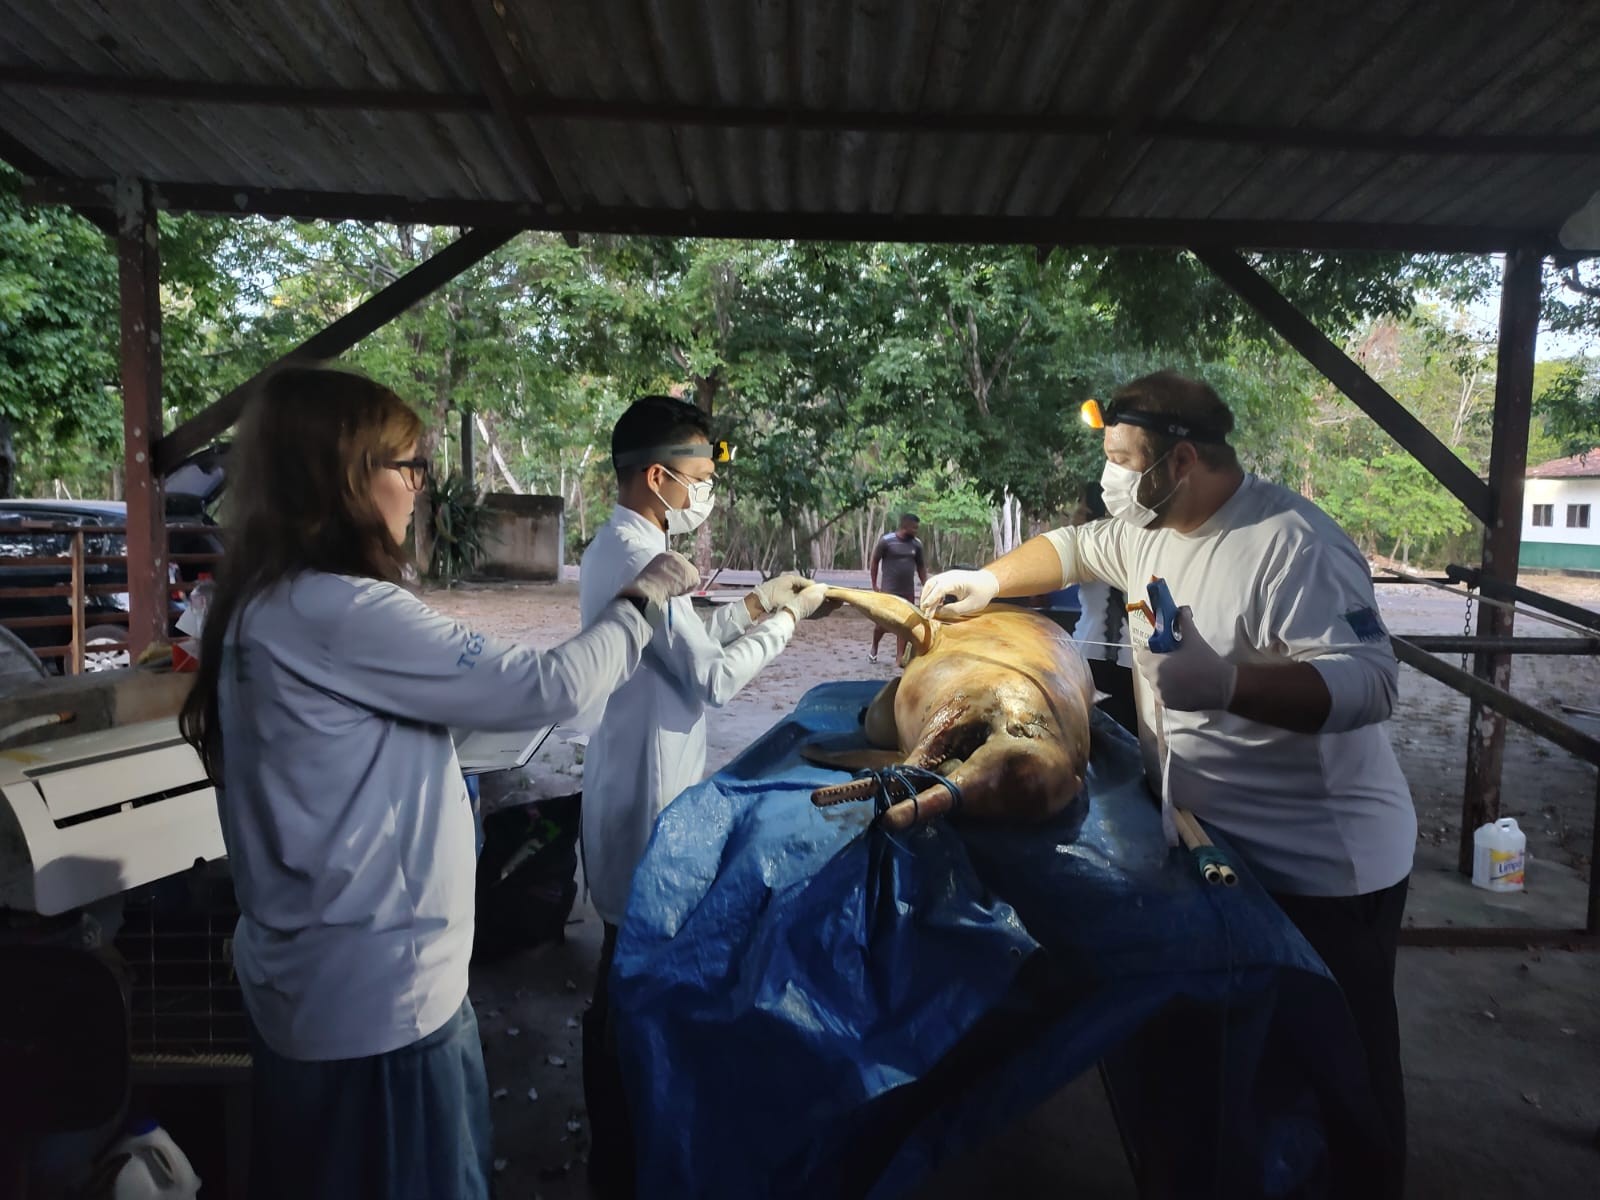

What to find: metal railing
left=1375, top=563, right=1600, bottom=945
left=0, top=522, right=221, bottom=673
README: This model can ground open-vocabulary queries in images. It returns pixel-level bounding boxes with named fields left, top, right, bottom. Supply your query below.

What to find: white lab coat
left=218, top=571, right=651, bottom=1060
left=578, top=505, right=795, bottom=925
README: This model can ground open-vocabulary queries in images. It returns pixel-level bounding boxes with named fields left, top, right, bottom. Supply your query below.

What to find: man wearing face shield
left=921, top=370, right=1414, bottom=1197
left=576, top=395, right=830, bottom=1198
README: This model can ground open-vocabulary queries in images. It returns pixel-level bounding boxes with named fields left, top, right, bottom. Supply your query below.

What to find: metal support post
left=1459, top=247, right=1542, bottom=874
left=68, top=531, right=85, bottom=675
left=1590, top=770, right=1600, bottom=936
left=116, top=179, right=167, bottom=657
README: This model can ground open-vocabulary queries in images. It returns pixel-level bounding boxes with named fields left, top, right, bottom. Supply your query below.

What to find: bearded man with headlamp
left=922, top=369, right=1415, bottom=1197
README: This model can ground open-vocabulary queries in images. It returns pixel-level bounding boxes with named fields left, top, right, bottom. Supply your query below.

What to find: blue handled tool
left=1145, top=577, right=1182, bottom=653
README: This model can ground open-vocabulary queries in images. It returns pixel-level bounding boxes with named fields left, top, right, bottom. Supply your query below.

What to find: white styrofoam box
left=0, top=718, right=224, bottom=915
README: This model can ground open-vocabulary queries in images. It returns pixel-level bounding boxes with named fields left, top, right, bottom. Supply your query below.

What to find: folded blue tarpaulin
left=613, top=682, right=1382, bottom=1198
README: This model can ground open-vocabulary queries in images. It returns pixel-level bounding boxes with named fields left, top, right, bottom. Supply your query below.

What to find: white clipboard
left=451, top=724, right=557, bottom=777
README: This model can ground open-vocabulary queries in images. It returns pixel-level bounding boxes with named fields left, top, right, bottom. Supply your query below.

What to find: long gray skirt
left=246, top=997, right=492, bottom=1200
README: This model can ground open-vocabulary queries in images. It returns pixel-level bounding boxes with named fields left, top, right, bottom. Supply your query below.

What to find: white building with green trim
left=1521, top=449, right=1600, bottom=573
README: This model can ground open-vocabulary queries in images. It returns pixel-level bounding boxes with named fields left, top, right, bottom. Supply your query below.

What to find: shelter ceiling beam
left=5, top=69, right=1600, bottom=157
left=1194, top=247, right=1494, bottom=523
left=431, top=0, right=572, bottom=222
left=153, top=227, right=517, bottom=473
left=22, top=176, right=1555, bottom=256
left=0, top=66, right=487, bottom=114
left=0, top=120, right=65, bottom=176
left=1, top=123, right=114, bottom=236
left=1460, top=246, right=1543, bottom=875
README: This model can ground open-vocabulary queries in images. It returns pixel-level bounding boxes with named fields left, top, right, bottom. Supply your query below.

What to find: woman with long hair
left=180, top=365, right=694, bottom=1200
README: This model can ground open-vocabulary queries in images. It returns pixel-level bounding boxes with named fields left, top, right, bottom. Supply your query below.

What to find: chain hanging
left=1460, top=587, right=1476, bottom=672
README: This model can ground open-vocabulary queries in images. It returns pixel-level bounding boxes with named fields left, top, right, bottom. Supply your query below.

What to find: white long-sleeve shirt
left=578, top=505, right=795, bottom=924
left=1042, top=474, right=1415, bottom=897
left=217, top=571, right=650, bottom=1060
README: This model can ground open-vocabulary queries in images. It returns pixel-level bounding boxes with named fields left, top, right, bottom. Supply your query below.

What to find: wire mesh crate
left=114, top=863, right=247, bottom=1058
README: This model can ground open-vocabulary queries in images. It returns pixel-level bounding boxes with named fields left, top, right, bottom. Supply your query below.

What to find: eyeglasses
left=661, top=464, right=715, bottom=492
left=385, top=457, right=431, bottom=493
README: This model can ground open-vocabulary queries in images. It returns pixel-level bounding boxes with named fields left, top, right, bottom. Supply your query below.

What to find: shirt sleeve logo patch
left=1342, top=606, right=1387, bottom=643
left=457, top=631, right=486, bottom=669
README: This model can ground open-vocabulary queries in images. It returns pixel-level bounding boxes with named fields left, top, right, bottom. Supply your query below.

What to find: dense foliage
left=3, top=165, right=1595, bottom=573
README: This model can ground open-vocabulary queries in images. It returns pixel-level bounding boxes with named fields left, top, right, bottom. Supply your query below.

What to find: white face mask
left=1100, top=455, right=1177, bottom=528
left=653, top=466, right=715, bottom=536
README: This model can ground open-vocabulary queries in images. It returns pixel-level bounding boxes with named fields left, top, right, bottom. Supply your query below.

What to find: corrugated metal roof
left=1, top=0, right=1597, bottom=248
left=1529, top=450, right=1600, bottom=479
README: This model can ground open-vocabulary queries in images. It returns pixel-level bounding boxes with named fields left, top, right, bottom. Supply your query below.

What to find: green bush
left=427, top=473, right=489, bottom=585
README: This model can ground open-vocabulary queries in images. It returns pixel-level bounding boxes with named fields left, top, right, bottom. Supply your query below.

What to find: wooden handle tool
left=1174, top=808, right=1238, bottom=887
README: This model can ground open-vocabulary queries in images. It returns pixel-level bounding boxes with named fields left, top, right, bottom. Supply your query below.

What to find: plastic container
left=96, top=1119, right=202, bottom=1199
left=1471, top=818, right=1527, bottom=892
left=175, top=579, right=214, bottom=638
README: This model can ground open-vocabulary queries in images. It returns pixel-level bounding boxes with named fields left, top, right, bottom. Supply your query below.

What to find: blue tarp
left=613, top=682, right=1382, bottom=1199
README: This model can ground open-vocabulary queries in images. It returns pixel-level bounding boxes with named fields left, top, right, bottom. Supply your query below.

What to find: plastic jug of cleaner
left=1471, top=818, right=1527, bottom=892
left=94, top=1118, right=202, bottom=1199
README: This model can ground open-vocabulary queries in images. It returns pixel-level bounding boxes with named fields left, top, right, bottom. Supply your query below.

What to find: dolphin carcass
left=809, top=587, right=1096, bottom=832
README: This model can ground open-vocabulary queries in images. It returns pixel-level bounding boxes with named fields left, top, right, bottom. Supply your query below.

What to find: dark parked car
left=0, top=446, right=227, bottom=671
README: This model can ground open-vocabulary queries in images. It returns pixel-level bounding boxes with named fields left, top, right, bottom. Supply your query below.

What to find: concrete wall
left=1520, top=476, right=1600, bottom=572
left=476, top=493, right=563, bottom=582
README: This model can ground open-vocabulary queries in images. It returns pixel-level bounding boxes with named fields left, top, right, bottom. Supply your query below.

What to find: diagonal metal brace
left=153, top=226, right=517, bottom=471
left=1194, top=247, right=1493, bottom=524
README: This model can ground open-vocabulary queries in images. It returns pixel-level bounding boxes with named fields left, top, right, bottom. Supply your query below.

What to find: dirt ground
left=428, top=575, right=1600, bottom=1198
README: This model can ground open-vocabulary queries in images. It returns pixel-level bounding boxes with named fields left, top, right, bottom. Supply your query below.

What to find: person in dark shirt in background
left=868, top=513, right=928, bottom=664
left=1068, top=482, right=1137, bottom=730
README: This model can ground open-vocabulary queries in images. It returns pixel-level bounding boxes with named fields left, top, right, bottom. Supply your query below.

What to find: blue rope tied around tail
left=852, top=764, right=963, bottom=825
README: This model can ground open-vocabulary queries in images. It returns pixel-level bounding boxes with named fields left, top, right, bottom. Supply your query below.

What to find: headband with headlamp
left=1078, top=398, right=1226, bottom=445
left=612, top=439, right=736, bottom=470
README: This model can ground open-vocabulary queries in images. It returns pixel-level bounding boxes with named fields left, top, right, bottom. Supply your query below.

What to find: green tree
left=0, top=168, right=117, bottom=496
left=1533, top=357, right=1600, bottom=458
left=1318, top=450, right=1477, bottom=565
left=0, top=168, right=258, bottom=497
left=1, top=185, right=1509, bottom=580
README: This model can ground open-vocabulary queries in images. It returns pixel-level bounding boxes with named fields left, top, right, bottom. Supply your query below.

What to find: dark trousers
left=1087, top=658, right=1138, bottom=732
left=246, top=997, right=492, bottom=1200
left=1272, top=877, right=1408, bottom=1200
left=583, top=921, right=636, bottom=1199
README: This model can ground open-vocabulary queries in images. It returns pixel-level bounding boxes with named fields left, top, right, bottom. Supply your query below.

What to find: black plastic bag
left=471, top=792, right=581, bottom=962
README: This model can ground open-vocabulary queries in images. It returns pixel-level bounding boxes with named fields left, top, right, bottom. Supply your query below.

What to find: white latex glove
left=920, top=569, right=1000, bottom=618
left=1135, top=606, right=1237, bottom=712
left=773, top=583, right=830, bottom=624
left=617, top=551, right=699, bottom=625
left=751, top=574, right=815, bottom=613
